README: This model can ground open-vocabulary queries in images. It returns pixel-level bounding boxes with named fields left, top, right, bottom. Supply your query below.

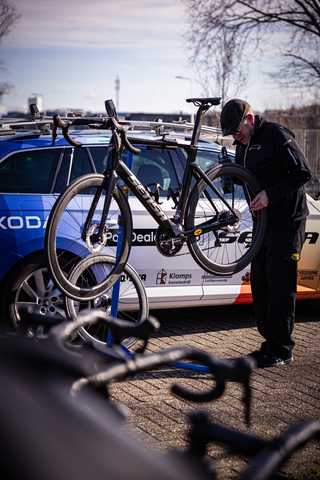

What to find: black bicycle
left=45, top=98, right=267, bottom=300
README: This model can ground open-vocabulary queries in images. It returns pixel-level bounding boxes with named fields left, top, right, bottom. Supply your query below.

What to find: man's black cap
left=220, top=98, right=251, bottom=136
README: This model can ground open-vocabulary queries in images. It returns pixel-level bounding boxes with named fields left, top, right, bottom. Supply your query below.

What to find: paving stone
left=109, top=299, right=320, bottom=479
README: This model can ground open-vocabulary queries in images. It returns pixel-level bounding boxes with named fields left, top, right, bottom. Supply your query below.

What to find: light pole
left=115, top=76, right=120, bottom=113
left=175, top=76, right=194, bottom=123
left=32, top=92, right=46, bottom=116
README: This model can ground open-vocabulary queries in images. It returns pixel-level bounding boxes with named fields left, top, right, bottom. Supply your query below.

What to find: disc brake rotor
left=86, top=223, right=108, bottom=253
left=218, top=209, right=242, bottom=233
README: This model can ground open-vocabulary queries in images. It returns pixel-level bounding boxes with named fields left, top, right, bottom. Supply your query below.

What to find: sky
left=0, top=0, right=309, bottom=116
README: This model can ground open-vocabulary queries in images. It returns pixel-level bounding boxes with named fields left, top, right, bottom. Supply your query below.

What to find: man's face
left=232, top=116, right=254, bottom=145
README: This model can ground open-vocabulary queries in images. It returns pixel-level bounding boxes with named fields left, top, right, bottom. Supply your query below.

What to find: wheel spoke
left=33, top=269, right=47, bottom=296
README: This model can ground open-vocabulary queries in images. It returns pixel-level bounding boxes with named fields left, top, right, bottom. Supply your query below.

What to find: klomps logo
left=168, top=272, right=192, bottom=285
left=156, top=270, right=192, bottom=285
left=156, top=269, right=167, bottom=285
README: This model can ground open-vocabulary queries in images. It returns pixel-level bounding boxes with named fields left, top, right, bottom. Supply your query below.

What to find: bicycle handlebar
left=240, top=420, right=320, bottom=480
left=187, top=411, right=269, bottom=459
left=20, top=308, right=160, bottom=352
left=186, top=412, right=320, bottom=479
left=52, top=114, right=141, bottom=154
left=171, top=353, right=253, bottom=424
left=49, top=309, right=160, bottom=348
left=72, top=346, right=254, bottom=422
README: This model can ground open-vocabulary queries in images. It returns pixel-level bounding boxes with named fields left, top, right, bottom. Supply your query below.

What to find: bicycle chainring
left=155, top=226, right=184, bottom=257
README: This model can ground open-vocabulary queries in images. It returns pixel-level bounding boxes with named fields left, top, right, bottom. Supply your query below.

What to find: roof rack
left=0, top=104, right=223, bottom=141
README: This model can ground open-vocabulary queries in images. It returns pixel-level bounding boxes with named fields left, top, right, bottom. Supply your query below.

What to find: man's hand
left=250, top=191, right=269, bottom=211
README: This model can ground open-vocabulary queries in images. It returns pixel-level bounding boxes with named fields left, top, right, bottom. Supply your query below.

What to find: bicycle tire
left=64, top=254, right=149, bottom=348
left=185, top=163, right=267, bottom=276
left=45, top=174, right=132, bottom=301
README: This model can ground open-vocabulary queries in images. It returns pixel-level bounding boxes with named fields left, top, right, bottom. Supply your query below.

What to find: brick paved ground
left=109, top=299, right=320, bottom=479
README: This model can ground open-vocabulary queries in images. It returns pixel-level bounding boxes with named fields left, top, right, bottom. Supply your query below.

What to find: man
left=220, top=99, right=312, bottom=367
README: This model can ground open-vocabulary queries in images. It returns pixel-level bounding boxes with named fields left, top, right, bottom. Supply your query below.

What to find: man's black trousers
left=250, top=219, right=306, bottom=359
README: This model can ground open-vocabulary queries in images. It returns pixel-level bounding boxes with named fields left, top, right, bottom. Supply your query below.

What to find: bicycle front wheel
left=64, top=254, right=149, bottom=348
left=45, top=174, right=132, bottom=301
left=185, top=163, right=267, bottom=276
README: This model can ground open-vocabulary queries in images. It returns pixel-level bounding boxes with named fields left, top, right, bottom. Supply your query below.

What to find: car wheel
left=2, top=253, right=68, bottom=335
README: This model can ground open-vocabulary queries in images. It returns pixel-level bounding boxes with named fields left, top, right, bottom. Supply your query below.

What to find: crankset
left=155, top=226, right=185, bottom=257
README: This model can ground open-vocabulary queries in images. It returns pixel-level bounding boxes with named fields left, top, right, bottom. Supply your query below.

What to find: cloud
left=6, top=0, right=186, bottom=51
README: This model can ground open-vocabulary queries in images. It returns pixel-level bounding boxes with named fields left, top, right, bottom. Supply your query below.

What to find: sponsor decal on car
left=0, top=215, right=47, bottom=229
left=201, top=274, right=229, bottom=283
left=121, top=272, right=147, bottom=282
left=156, top=269, right=167, bottom=285
left=298, top=270, right=318, bottom=280
left=156, top=269, right=192, bottom=285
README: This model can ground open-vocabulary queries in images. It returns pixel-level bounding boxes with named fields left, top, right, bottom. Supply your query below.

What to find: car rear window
left=0, top=148, right=62, bottom=194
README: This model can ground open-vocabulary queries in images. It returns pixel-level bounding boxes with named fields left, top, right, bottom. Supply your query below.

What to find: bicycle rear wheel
left=185, top=163, right=267, bottom=276
left=64, top=254, right=149, bottom=348
left=45, top=174, right=132, bottom=301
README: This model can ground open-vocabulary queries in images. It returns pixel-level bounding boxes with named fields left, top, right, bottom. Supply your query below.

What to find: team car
left=0, top=111, right=320, bottom=331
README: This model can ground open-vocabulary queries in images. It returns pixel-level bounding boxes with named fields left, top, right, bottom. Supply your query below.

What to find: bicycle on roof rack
left=45, top=97, right=267, bottom=301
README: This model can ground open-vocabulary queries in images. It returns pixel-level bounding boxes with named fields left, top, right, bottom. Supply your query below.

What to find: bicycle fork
left=80, top=172, right=118, bottom=247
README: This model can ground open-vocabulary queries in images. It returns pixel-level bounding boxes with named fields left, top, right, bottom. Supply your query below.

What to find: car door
left=0, top=146, right=64, bottom=281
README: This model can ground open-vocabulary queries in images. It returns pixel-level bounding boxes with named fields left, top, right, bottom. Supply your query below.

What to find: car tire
left=1, top=253, right=68, bottom=334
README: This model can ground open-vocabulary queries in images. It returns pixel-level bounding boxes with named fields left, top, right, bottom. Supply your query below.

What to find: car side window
left=0, top=148, right=62, bottom=194
left=69, top=147, right=94, bottom=183
left=88, top=147, right=108, bottom=173
left=121, top=147, right=180, bottom=197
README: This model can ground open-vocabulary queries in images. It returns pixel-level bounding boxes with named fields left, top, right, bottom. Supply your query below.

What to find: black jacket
left=235, top=116, right=312, bottom=229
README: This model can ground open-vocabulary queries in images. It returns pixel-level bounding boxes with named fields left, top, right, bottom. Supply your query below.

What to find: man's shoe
left=257, top=354, right=293, bottom=368
left=247, top=349, right=266, bottom=359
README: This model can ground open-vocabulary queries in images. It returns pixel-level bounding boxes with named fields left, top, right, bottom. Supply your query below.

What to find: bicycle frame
left=91, top=99, right=240, bottom=247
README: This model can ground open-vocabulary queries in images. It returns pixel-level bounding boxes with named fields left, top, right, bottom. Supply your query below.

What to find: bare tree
left=0, top=0, right=20, bottom=102
left=191, top=25, right=248, bottom=105
left=182, top=0, right=320, bottom=99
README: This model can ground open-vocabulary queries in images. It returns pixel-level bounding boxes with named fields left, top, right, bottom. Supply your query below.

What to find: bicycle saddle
left=186, top=97, right=222, bottom=106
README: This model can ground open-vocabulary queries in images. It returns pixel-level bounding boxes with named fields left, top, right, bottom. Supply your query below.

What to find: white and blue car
left=1, top=116, right=319, bottom=334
